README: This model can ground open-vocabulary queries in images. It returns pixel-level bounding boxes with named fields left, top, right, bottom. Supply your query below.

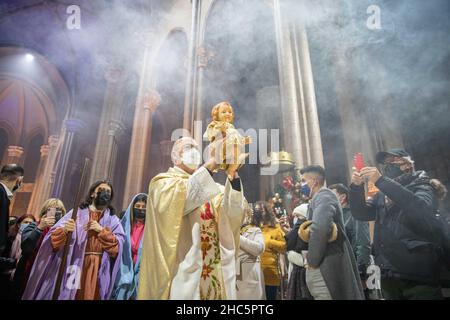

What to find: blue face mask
left=300, top=182, right=311, bottom=197
left=19, top=223, right=30, bottom=232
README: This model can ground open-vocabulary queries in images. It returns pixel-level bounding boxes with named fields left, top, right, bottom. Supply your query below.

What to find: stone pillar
left=296, top=26, right=324, bottom=166
left=159, top=140, right=174, bottom=171
left=366, top=60, right=404, bottom=152
left=332, top=47, right=381, bottom=177
left=27, top=144, right=50, bottom=216
left=5, top=146, right=24, bottom=165
left=273, top=0, right=325, bottom=169
left=122, top=90, right=161, bottom=205
left=255, top=86, right=282, bottom=201
left=332, top=49, right=405, bottom=179
left=90, top=66, right=127, bottom=184
left=378, top=112, right=404, bottom=151
left=24, top=135, right=59, bottom=210
left=90, top=120, right=125, bottom=183
left=274, top=0, right=301, bottom=167
left=183, top=0, right=202, bottom=133
left=51, top=118, right=85, bottom=198
left=193, top=45, right=215, bottom=145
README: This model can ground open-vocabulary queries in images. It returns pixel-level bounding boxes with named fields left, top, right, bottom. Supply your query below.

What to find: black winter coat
left=349, top=171, right=443, bottom=285
left=0, top=184, right=11, bottom=256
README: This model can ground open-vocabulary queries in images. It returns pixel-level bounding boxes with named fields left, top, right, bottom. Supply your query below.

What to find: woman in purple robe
left=22, top=180, right=125, bottom=300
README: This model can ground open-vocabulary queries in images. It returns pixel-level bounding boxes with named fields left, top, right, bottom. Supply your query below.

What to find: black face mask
left=12, top=180, right=22, bottom=193
left=383, top=164, right=404, bottom=179
left=133, top=208, right=146, bottom=220
left=94, top=190, right=111, bottom=207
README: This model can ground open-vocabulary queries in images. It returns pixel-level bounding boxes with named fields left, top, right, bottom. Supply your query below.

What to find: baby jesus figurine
left=203, top=101, right=251, bottom=173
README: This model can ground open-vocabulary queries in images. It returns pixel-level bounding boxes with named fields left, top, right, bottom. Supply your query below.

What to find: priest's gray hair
left=171, top=136, right=199, bottom=166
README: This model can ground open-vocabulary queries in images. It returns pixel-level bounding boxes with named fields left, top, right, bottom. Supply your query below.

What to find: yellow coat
left=260, top=224, right=286, bottom=286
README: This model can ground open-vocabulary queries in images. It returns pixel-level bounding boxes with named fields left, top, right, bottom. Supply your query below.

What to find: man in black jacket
left=0, top=164, right=24, bottom=258
left=349, top=149, right=443, bottom=299
left=0, top=164, right=24, bottom=299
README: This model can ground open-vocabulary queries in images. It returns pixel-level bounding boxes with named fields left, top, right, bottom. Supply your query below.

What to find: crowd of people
left=0, top=138, right=449, bottom=300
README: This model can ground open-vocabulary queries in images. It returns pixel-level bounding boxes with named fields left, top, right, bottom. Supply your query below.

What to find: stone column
left=122, top=90, right=161, bottom=205
left=366, top=60, right=404, bottom=151
left=274, top=0, right=302, bottom=167
left=27, top=144, right=50, bottom=216
left=90, top=66, right=127, bottom=184
left=332, top=47, right=381, bottom=177
left=332, top=49, right=405, bottom=179
left=255, top=86, right=282, bottom=200
left=5, top=146, right=24, bottom=165
left=51, top=119, right=85, bottom=198
left=296, top=26, right=324, bottom=166
left=159, top=140, right=174, bottom=171
left=90, top=120, right=125, bottom=183
left=23, top=135, right=60, bottom=210
left=193, top=45, right=214, bottom=145
left=273, top=0, right=325, bottom=169
left=183, top=0, right=202, bottom=132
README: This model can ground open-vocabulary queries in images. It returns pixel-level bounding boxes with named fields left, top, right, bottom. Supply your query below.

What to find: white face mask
left=181, top=148, right=202, bottom=171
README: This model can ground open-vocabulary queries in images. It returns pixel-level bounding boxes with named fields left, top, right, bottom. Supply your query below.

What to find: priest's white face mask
left=171, top=137, right=203, bottom=173
left=181, top=147, right=202, bottom=171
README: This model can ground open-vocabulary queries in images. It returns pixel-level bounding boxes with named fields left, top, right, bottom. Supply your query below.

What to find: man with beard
left=23, top=180, right=125, bottom=300
left=349, top=149, right=443, bottom=299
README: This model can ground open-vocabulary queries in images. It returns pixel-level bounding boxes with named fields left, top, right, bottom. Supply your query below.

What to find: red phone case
left=354, top=153, right=365, bottom=172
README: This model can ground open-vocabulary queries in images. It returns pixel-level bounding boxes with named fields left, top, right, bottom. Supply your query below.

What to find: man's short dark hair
left=0, top=164, right=24, bottom=181
left=300, top=165, right=326, bottom=184
left=329, top=183, right=349, bottom=201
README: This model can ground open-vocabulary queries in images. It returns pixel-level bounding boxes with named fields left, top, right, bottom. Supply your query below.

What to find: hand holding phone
left=38, top=208, right=56, bottom=230
left=351, top=153, right=365, bottom=186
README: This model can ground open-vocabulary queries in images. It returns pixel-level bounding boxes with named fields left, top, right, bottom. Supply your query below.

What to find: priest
left=137, top=136, right=247, bottom=300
